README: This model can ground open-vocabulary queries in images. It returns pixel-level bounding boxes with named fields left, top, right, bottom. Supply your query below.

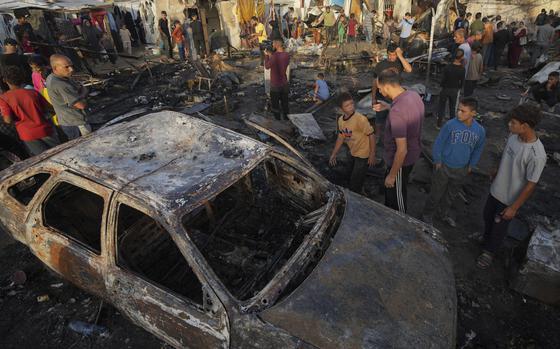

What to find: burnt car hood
left=260, top=190, right=456, bottom=349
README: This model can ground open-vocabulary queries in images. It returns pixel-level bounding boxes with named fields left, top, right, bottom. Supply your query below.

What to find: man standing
left=481, top=17, right=494, bottom=69
left=322, top=6, right=336, bottom=46
left=283, top=7, right=295, bottom=38
left=0, top=38, right=32, bottom=92
left=492, top=21, right=510, bottom=70
left=469, top=12, right=484, bottom=36
left=250, top=16, right=267, bottom=65
left=13, top=15, right=36, bottom=46
left=398, top=12, right=415, bottom=52
left=0, top=66, right=59, bottom=156
left=531, top=18, right=555, bottom=66
left=158, top=11, right=172, bottom=58
left=190, top=13, right=206, bottom=59
left=535, top=9, right=547, bottom=27
left=464, top=13, right=472, bottom=35
left=454, top=29, right=471, bottom=73
left=377, top=70, right=424, bottom=213
left=363, top=9, right=376, bottom=44
left=477, top=105, right=546, bottom=269
left=436, top=49, right=465, bottom=128
left=371, top=44, right=413, bottom=142
left=264, top=39, right=290, bottom=120
left=46, top=54, right=91, bottom=140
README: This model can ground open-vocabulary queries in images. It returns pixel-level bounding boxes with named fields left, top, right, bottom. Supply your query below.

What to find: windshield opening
left=182, top=158, right=328, bottom=301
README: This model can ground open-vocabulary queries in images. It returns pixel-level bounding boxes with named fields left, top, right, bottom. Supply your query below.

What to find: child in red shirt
left=0, top=66, right=59, bottom=156
left=347, top=13, right=358, bottom=42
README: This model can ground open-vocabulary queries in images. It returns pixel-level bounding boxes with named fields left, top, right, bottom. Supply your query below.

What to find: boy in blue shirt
left=422, top=97, right=486, bottom=227
left=312, top=72, right=330, bottom=104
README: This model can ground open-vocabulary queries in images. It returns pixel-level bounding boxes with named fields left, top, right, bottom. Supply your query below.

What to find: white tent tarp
left=0, top=0, right=107, bottom=12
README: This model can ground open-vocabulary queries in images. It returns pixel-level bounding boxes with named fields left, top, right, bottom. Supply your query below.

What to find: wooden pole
left=425, top=8, right=436, bottom=86
left=200, top=7, right=210, bottom=56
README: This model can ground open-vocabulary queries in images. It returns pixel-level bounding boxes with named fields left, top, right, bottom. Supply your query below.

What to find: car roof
left=47, top=111, right=270, bottom=216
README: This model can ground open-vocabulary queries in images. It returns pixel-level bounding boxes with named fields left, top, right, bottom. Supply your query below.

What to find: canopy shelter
left=0, top=0, right=108, bottom=12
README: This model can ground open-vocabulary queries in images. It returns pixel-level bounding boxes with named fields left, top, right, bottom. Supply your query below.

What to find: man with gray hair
left=46, top=54, right=91, bottom=140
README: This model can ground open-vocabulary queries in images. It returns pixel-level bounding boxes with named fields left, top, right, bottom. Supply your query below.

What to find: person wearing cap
left=0, top=38, right=32, bottom=92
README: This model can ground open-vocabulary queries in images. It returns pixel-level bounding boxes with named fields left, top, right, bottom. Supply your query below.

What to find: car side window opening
left=182, top=159, right=328, bottom=301
left=8, top=173, right=51, bottom=205
left=43, top=182, right=104, bottom=254
left=116, top=204, right=203, bottom=305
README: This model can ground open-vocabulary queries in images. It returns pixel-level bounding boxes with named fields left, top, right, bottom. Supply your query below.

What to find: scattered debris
left=287, top=113, right=326, bottom=141
left=511, top=224, right=560, bottom=304
left=37, top=295, right=49, bottom=303
left=496, top=94, right=512, bottom=101
left=68, top=320, right=109, bottom=338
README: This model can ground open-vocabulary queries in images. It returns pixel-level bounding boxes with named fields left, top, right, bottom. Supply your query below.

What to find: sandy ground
left=1, top=53, right=559, bottom=348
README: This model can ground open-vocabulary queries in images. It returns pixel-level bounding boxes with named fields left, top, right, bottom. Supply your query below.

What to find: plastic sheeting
left=0, top=0, right=107, bottom=12
left=528, top=61, right=560, bottom=85
left=216, top=1, right=241, bottom=49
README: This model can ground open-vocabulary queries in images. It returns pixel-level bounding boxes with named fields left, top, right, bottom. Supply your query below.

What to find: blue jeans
left=178, top=43, right=186, bottom=61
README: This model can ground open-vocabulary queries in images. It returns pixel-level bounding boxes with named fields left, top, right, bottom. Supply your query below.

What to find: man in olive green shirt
left=469, top=12, right=484, bottom=35
left=322, top=6, right=336, bottom=46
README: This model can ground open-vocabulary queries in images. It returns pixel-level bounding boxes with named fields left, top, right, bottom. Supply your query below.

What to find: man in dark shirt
left=535, top=9, right=547, bottom=26
left=492, top=21, right=510, bottom=70
left=264, top=39, right=290, bottom=120
left=377, top=70, right=424, bottom=213
left=0, top=38, right=32, bottom=92
left=190, top=13, right=206, bottom=59
left=437, top=49, right=465, bottom=128
left=13, top=15, right=36, bottom=45
left=372, top=44, right=413, bottom=142
left=158, top=11, right=172, bottom=58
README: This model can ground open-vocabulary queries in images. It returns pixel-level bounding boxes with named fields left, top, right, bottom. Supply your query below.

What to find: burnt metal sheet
left=47, top=111, right=270, bottom=215
left=261, top=190, right=456, bottom=349
left=286, top=113, right=326, bottom=141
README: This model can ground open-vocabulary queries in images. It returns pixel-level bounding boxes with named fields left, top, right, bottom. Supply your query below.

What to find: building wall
left=466, top=0, right=560, bottom=23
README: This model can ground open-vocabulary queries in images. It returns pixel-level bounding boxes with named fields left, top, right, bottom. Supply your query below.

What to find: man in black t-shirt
left=371, top=44, right=413, bottom=141
left=158, top=11, right=172, bottom=58
left=492, top=21, right=510, bottom=70
left=13, top=15, right=36, bottom=45
left=437, top=49, right=465, bottom=127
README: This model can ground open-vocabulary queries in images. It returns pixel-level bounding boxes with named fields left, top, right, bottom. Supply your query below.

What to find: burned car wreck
left=0, top=111, right=456, bottom=348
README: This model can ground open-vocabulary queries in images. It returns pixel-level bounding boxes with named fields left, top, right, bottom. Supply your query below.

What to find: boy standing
left=329, top=92, right=376, bottom=193
left=464, top=42, right=483, bottom=96
left=347, top=14, right=358, bottom=42
left=398, top=12, right=415, bottom=52
left=0, top=66, right=59, bottom=156
left=437, top=48, right=465, bottom=128
left=422, top=98, right=486, bottom=227
left=477, top=105, right=547, bottom=269
left=119, top=24, right=132, bottom=55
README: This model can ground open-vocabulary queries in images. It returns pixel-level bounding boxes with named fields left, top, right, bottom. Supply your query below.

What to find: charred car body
left=0, top=111, right=456, bottom=348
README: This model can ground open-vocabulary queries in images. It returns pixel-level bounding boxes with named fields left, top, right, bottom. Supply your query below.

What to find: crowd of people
left=158, top=10, right=207, bottom=61
left=0, top=7, right=554, bottom=272
left=453, top=9, right=559, bottom=69
left=324, top=9, right=552, bottom=270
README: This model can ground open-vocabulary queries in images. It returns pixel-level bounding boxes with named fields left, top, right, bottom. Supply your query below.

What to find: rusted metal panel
left=260, top=190, right=456, bottom=349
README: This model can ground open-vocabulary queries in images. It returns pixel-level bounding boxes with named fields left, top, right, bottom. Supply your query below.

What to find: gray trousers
left=422, top=164, right=468, bottom=219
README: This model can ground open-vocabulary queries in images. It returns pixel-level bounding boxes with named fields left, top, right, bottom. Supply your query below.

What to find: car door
left=105, top=195, right=229, bottom=349
left=26, top=171, right=111, bottom=298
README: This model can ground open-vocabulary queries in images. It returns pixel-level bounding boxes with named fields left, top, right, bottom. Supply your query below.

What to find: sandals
left=476, top=251, right=494, bottom=270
